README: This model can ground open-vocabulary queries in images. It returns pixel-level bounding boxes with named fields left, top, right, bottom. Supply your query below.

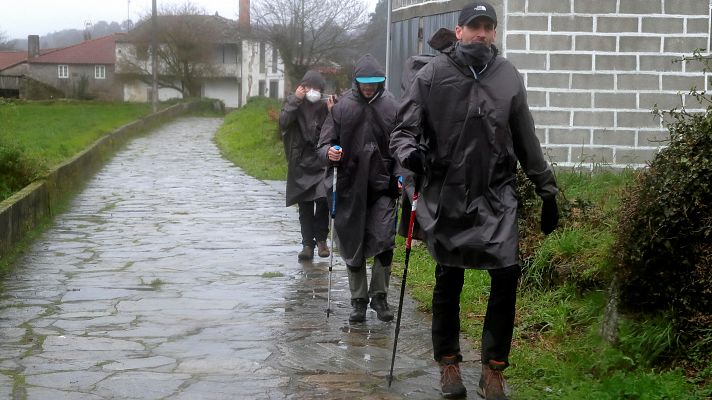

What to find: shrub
left=0, top=139, right=44, bottom=202
left=0, top=100, right=45, bottom=201
left=613, top=52, right=712, bottom=368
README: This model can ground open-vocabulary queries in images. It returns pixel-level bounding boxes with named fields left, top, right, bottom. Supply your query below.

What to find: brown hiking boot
left=297, top=245, right=313, bottom=261
left=439, top=355, right=466, bottom=398
left=316, top=240, right=330, bottom=257
left=477, top=360, right=508, bottom=400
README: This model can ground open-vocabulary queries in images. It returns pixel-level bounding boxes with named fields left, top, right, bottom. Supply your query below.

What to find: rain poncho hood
left=353, top=54, right=386, bottom=82
left=279, top=70, right=329, bottom=206
left=300, top=70, right=326, bottom=91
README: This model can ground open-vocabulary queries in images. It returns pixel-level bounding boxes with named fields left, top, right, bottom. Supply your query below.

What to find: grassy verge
left=1, top=100, right=151, bottom=167
left=0, top=100, right=151, bottom=201
left=213, top=97, right=710, bottom=398
left=214, top=97, right=287, bottom=180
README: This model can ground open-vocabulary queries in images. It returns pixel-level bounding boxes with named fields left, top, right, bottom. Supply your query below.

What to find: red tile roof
left=0, top=51, right=27, bottom=70
left=29, top=33, right=125, bottom=65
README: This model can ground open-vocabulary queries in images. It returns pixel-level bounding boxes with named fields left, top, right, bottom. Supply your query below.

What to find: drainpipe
left=385, top=0, right=392, bottom=91
left=151, top=0, right=158, bottom=112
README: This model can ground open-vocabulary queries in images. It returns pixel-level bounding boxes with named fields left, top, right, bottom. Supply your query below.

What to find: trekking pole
left=394, top=176, right=402, bottom=231
left=326, top=145, right=340, bottom=318
left=387, top=175, right=421, bottom=387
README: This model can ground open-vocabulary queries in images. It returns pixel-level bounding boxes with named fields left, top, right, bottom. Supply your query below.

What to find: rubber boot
left=347, top=264, right=368, bottom=300
left=349, top=299, right=368, bottom=323
left=369, top=293, right=394, bottom=322
left=368, top=257, right=389, bottom=298
left=368, top=256, right=392, bottom=321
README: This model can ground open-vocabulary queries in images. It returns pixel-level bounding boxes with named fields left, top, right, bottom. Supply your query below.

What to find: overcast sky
left=1, top=0, right=377, bottom=40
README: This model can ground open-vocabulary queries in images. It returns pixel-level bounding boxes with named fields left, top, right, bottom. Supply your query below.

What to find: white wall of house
left=240, top=40, right=285, bottom=105
left=122, top=80, right=183, bottom=102
left=204, top=78, right=240, bottom=108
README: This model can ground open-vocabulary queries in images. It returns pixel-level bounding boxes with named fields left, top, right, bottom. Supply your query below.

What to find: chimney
left=239, top=0, right=250, bottom=33
left=27, top=35, right=40, bottom=58
left=83, top=21, right=92, bottom=41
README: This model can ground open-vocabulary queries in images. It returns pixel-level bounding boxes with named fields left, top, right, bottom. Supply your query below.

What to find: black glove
left=388, top=175, right=401, bottom=198
left=403, top=149, right=426, bottom=175
left=540, top=197, right=559, bottom=235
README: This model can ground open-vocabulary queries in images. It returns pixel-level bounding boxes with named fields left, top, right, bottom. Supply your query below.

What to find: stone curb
left=0, top=100, right=217, bottom=258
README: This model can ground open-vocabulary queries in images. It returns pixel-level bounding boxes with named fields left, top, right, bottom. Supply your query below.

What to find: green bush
left=1, top=100, right=43, bottom=201
left=0, top=138, right=44, bottom=201
left=613, top=54, right=712, bottom=368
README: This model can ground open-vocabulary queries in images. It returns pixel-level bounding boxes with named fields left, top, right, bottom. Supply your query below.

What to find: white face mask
left=305, top=89, right=321, bottom=103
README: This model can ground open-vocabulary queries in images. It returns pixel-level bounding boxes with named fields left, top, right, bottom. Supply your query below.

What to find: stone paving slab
left=0, top=117, right=481, bottom=399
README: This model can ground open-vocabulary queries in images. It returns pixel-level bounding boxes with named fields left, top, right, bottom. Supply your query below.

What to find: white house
left=115, top=14, right=284, bottom=108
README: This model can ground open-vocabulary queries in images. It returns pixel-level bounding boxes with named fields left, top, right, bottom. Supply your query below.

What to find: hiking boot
left=298, top=245, right=313, bottom=261
left=369, top=294, right=394, bottom=322
left=316, top=241, right=330, bottom=257
left=439, top=355, right=467, bottom=398
left=477, top=360, right=508, bottom=400
left=349, top=299, right=367, bottom=323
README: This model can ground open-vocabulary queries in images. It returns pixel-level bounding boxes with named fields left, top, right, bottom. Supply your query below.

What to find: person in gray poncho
left=318, top=54, right=401, bottom=323
left=390, top=2, right=559, bottom=399
left=280, top=70, right=336, bottom=261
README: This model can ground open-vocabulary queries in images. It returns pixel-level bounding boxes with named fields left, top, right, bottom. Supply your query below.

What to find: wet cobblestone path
left=0, top=118, right=479, bottom=399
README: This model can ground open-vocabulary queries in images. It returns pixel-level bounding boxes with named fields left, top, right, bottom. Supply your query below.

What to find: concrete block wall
left=505, top=0, right=711, bottom=167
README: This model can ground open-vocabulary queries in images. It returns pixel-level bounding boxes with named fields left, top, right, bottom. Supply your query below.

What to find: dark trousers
left=432, top=264, right=521, bottom=367
left=298, top=199, right=329, bottom=247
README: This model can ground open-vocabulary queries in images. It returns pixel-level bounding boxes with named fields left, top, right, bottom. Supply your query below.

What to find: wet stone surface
left=0, top=117, right=480, bottom=399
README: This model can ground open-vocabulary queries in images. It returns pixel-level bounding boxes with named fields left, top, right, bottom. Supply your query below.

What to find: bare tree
left=252, top=0, right=368, bottom=87
left=0, top=29, right=18, bottom=51
left=117, top=2, right=225, bottom=97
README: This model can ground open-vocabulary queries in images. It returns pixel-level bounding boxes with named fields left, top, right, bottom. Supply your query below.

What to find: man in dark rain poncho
left=390, top=2, right=559, bottom=399
left=318, top=54, right=401, bottom=324
left=280, top=70, right=336, bottom=261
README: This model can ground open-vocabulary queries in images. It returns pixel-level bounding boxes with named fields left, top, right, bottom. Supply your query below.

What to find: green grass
left=214, top=97, right=287, bottom=180
left=148, top=278, right=165, bottom=288
left=1, top=100, right=150, bottom=168
left=0, top=100, right=151, bottom=202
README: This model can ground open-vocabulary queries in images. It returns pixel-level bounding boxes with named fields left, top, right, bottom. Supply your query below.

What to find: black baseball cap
left=458, top=1, right=497, bottom=27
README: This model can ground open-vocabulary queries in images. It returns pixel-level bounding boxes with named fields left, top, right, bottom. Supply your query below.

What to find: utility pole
left=385, top=0, right=392, bottom=91
left=151, top=0, right=158, bottom=113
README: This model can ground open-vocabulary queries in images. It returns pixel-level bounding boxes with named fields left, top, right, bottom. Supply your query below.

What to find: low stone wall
left=0, top=101, right=215, bottom=259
